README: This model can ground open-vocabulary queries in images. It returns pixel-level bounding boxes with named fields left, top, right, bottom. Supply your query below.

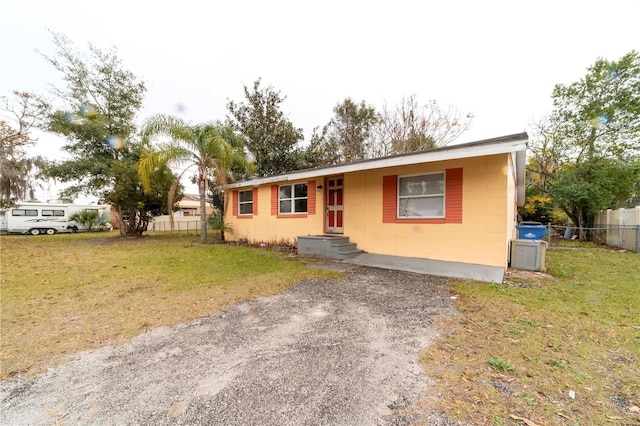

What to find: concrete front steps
left=297, top=235, right=364, bottom=260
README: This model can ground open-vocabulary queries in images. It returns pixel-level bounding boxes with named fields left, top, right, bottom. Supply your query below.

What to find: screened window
left=398, top=173, right=445, bottom=218
left=238, top=190, right=253, bottom=215
left=42, top=209, right=65, bottom=217
left=12, top=209, right=38, bottom=216
left=279, top=183, right=307, bottom=214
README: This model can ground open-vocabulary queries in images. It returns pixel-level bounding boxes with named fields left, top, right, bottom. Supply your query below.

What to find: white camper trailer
left=0, top=203, right=111, bottom=235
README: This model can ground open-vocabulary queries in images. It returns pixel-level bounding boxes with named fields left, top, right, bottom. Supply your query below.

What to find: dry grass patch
left=422, top=248, right=640, bottom=425
left=0, top=233, right=340, bottom=379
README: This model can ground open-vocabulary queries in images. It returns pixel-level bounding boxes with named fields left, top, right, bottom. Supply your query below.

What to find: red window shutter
left=271, top=185, right=278, bottom=215
left=253, top=188, right=259, bottom=216
left=445, top=168, right=463, bottom=223
left=382, top=175, right=397, bottom=223
left=232, top=190, right=239, bottom=217
left=307, top=180, right=316, bottom=214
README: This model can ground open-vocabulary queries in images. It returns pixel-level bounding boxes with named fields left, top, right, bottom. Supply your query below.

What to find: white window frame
left=238, top=189, right=253, bottom=215
left=278, top=183, right=308, bottom=214
left=397, top=172, right=445, bottom=219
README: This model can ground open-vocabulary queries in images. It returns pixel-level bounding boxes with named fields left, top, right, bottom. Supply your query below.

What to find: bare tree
left=0, top=91, right=49, bottom=206
left=526, top=116, right=564, bottom=195
left=370, top=94, right=473, bottom=156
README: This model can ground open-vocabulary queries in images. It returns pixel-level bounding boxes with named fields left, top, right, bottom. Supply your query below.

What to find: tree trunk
left=113, top=208, right=127, bottom=237
left=167, top=178, right=180, bottom=233
left=198, top=166, right=207, bottom=243
left=577, top=207, right=596, bottom=241
left=577, top=208, right=586, bottom=241
left=125, top=209, right=149, bottom=236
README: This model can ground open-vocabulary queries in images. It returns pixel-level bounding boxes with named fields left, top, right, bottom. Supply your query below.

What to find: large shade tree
left=227, top=78, right=303, bottom=177
left=40, top=32, right=173, bottom=235
left=139, top=115, right=251, bottom=243
left=107, top=144, right=182, bottom=234
left=548, top=158, right=639, bottom=231
left=551, top=51, right=640, bottom=161
left=43, top=32, right=145, bottom=195
left=322, top=98, right=377, bottom=163
left=528, top=50, right=640, bottom=238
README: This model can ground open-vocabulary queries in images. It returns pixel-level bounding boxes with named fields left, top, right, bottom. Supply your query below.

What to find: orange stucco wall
left=225, top=153, right=515, bottom=268
left=225, top=180, right=325, bottom=245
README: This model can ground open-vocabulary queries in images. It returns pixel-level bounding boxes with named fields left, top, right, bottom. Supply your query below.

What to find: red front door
left=326, top=176, right=344, bottom=234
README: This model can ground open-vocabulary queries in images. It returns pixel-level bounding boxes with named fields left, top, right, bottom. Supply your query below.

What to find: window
left=42, top=209, right=65, bottom=217
left=12, top=209, right=38, bottom=216
left=398, top=172, right=445, bottom=218
left=233, top=188, right=259, bottom=217
left=238, top=190, right=253, bottom=215
left=383, top=168, right=462, bottom=224
left=269, top=181, right=314, bottom=217
left=279, top=183, right=307, bottom=214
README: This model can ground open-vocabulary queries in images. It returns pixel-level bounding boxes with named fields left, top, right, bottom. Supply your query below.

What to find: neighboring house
left=150, top=194, right=216, bottom=232
left=174, top=194, right=215, bottom=217
left=225, top=132, right=528, bottom=283
left=107, top=195, right=216, bottom=231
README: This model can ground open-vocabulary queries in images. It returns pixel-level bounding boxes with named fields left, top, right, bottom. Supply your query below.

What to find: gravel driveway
left=1, top=266, right=458, bottom=425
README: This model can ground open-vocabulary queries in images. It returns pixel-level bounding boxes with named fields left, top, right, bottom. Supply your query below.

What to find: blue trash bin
left=516, top=222, right=548, bottom=240
left=563, top=227, right=575, bottom=239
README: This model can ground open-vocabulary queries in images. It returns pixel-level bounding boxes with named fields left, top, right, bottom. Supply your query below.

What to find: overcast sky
left=1, top=0, right=639, bottom=200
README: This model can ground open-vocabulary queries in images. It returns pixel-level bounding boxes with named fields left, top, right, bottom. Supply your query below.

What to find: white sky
left=1, top=0, right=639, bottom=200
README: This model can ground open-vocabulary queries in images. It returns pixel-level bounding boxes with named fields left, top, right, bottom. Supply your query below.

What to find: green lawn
left=0, top=232, right=339, bottom=379
left=3, top=232, right=638, bottom=425
left=422, top=247, right=640, bottom=425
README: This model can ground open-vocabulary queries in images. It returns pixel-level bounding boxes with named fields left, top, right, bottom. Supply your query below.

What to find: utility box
left=511, top=239, right=547, bottom=272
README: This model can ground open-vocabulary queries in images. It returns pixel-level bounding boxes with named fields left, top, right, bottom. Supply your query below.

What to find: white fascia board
left=229, top=135, right=528, bottom=189
left=514, top=150, right=527, bottom=207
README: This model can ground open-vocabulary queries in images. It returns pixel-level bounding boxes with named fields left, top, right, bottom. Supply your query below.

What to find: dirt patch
left=503, top=268, right=554, bottom=287
left=1, top=267, right=461, bottom=425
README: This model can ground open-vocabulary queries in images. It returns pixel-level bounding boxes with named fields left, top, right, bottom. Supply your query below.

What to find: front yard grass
left=422, top=248, right=640, bottom=425
left=0, top=232, right=340, bottom=379
left=3, top=231, right=638, bottom=425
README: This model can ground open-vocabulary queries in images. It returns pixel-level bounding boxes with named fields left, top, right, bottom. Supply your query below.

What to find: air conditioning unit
left=510, top=239, right=547, bottom=272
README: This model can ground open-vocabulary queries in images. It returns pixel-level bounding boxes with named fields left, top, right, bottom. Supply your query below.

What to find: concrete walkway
left=344, top=252, right=505, bottom=283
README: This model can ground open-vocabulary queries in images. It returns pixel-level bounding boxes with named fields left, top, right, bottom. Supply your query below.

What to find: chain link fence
left=519, top=210, right=639, bottom=252
left=551, top=224, right=639, bottom=252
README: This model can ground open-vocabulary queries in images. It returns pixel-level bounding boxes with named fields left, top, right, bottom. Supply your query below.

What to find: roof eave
left=228, top=132, right=528, bottom=189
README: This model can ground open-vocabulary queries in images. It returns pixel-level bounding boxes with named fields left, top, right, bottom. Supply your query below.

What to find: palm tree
left=138, top=114, right=251, bottom=243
